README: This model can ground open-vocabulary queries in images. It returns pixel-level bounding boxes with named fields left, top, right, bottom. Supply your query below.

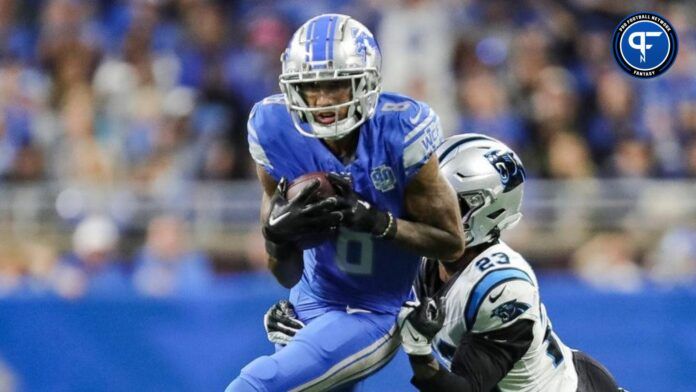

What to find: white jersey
left=416, top=242, right=578, bottom=392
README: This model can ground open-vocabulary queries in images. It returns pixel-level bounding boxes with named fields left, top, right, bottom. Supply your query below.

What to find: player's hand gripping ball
left=263, top=174, right=337, bottom=244
left=285, top=172, right=340, bottom=249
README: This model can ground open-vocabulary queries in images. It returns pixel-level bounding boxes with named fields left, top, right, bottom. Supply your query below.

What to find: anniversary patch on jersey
left=370, top=165, right=396, bottom=192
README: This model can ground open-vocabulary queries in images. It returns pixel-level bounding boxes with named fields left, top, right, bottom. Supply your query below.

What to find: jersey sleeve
left=466, top=268, right=540, bottom=334
left=400, top=101, right=444, bottom=180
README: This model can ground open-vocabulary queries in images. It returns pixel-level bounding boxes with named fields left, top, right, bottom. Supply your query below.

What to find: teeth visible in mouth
left=317, top=112, right=336, bottom=124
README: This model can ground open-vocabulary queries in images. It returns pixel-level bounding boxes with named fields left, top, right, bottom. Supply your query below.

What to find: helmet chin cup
left=290, top=109, right=360, bottom=140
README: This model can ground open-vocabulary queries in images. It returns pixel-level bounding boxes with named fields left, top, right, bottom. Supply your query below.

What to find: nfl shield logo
left=370, top=165, right=396, bottom=192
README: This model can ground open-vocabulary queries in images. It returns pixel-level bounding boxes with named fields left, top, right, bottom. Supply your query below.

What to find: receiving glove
left=262, top=177, right=342, bottom=245
left=398, top=297, right=446, bottom=356
left=327, top=173, right=396, bottom=239
left=263, top=300, right=305, bottom=346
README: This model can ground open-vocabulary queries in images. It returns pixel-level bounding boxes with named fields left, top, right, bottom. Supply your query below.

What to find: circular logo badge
left=612, top=12, right=678, bottom=78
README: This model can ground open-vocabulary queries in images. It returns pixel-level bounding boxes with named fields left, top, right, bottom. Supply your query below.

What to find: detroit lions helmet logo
left=484, top=150, right=526, bottom=193
left=352, top=27, right=379, bottom=64
left=491, top=299, right=531, bottom=323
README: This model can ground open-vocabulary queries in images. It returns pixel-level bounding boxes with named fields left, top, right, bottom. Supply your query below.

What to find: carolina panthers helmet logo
left=491, top=299, right=531, bottom=323
left=484, top=150, right=526, bottom=193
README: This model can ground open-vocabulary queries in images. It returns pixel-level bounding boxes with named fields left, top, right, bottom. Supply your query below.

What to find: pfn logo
left=613, top=12, right=677, bottom=78
left=628, top=31, right=663, bottom=63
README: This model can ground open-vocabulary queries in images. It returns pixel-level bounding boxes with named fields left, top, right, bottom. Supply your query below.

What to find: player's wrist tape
left=373, top=211, right=397, bottom=240
left=265, top=239, right=300, bottom=260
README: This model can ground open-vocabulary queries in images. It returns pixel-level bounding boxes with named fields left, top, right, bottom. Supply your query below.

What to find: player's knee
left=225, top=376, right=257, bottom=392
left=226, top=356, right=279, bottom=392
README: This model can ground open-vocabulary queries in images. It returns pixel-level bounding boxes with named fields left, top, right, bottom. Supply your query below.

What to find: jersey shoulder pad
left=375, top=93, right=444, bottom=179
left=465, top=267, right=539, bottom=333
left=248, top=94, right=289, bottom=140
left=247, top=95, right=292, bottom=178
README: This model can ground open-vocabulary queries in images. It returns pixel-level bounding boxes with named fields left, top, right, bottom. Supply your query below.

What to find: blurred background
left=0, top=0, right=694, bottom=391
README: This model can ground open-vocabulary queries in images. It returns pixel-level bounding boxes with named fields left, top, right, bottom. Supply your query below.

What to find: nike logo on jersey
left=489, top=286, right=506, bottom=303
left=268, top=211, right=290, bottom=226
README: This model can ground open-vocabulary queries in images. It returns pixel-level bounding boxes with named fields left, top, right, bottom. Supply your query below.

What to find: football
left=286, top=172, right=336, bottom=202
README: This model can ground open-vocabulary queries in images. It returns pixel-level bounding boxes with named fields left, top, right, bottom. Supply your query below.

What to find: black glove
left=264, top=300, right=305, bottom=346
left=327, top=173, right=397, bottom=239
left=398, top=297, right=446, bottom=355
left=262, top=177, right=342, bottom=244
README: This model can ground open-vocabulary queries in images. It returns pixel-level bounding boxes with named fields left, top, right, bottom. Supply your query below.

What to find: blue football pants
left=226, top=302, right=400, bottom=391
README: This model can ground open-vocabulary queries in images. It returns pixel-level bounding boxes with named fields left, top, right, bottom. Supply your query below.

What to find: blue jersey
left=248, top=92, right=444, bottom=314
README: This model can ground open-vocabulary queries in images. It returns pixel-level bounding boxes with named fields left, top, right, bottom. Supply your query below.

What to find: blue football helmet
left=279, top=14, right=382, bottom=140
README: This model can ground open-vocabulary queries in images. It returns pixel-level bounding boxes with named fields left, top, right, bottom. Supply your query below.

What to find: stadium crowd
left=0, top=0, right=694, bottom=297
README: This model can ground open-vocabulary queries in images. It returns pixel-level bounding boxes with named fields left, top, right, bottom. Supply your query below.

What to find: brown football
left=286, top=172, right=336, bottom=202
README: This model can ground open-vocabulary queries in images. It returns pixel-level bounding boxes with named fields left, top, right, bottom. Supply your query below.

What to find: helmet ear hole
left=487, top=209, right=505, bottom=220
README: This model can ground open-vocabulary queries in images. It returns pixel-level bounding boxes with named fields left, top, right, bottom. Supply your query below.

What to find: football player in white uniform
left=265, top=134, right=624, bottom=391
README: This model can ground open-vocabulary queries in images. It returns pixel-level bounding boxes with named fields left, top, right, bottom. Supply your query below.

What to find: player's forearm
left=409, top=355, right=478, bottom=392
left=401, top=156, right=466, bottom=261
left=409, top=354, right=440, bottom=380
left=394, top=219, right=465, bottom=261
left=259, top=183, right=304, bottom=288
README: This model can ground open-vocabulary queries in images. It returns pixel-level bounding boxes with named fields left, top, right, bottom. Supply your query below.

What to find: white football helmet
left=279, top=14, right=382, bottom=140
left=437, top=134, right=526, bottom=247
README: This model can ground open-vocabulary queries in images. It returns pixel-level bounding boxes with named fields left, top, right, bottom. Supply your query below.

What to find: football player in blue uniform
left=266, top=134, right=624, bottom=391
left=226, top=14, right=465, bottom=391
